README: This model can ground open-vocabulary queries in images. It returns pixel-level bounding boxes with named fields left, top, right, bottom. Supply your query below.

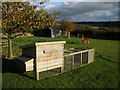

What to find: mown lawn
left=2, top=36, right=119, bottom=88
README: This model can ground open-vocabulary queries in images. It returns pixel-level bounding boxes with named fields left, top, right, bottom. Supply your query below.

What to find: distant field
left=91, top=26, right=99, bottom=29
left=2, top=36, right=119, bottom=88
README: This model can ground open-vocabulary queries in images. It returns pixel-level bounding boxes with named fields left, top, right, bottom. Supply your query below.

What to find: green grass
left=91, top=26, right=99, bottom=29
left=2, top=36, right=119, bottom=88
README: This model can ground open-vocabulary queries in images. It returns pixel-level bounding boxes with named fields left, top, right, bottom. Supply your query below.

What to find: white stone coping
left=21, top=41, right=66, bottom=49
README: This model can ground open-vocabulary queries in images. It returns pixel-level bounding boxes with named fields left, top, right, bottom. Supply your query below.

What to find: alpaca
left=82, top=34, right=90, bottom=44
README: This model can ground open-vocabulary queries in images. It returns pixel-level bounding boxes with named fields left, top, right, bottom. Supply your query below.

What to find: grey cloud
left=45, top=2, right=118, bottom=21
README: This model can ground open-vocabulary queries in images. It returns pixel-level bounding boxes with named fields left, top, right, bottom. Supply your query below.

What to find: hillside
left=74, top=21, right=119, bottom=27
left=2, top=37, right=119, bottom=88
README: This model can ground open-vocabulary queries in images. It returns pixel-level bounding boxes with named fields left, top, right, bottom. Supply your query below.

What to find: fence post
left=36, top=72, right=39, bottom=80
left=35, top=58, right=39, bottom=80
left=72, top=55, right=74, bottom=69
left=61, top=65, right=64, bottom=73
left=61, top=57, right=64, bottom=73
left=93, top=49, right=95, bottom=62
left=80, top=53, right=82, bottom=66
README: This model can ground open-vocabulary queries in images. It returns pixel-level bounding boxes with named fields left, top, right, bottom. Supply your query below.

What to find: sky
left=2, top=0, right=119, bottom=22
left=37, top=0, right=119, bottom=22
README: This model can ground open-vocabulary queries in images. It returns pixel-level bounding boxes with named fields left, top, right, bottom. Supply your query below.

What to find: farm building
left=33, top=28, right=61, bottom=38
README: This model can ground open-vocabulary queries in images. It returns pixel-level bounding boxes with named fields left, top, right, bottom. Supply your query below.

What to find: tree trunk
left=68, top=32, right=71, bottom=38
left=64, top=31, right=67, bottom=37
left=8, top=38, right=13, bottom=59
left=77, top=34, right=80, bottom=38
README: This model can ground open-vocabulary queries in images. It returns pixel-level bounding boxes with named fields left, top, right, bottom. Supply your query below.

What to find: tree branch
left=11, top=33, right=23, bottom=39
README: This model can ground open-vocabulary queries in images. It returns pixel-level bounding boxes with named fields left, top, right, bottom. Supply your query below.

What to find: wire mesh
left=82, top=52, right=88, bottom=65
left=74, top=53, right=81, bottom=68
left=24, top=67, right=61, bottom=79
left=40, top=68, right=61, bottom=78
left=64, top=55, right=72, bottom=72
left=88, top=50, right=94, bottom=62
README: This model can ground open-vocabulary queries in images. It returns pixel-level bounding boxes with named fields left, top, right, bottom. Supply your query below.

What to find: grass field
left=2, top=36, right=119, bottom=88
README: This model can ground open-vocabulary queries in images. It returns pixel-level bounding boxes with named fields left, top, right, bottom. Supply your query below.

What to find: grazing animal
left=82, top=34, right=90, bottom=44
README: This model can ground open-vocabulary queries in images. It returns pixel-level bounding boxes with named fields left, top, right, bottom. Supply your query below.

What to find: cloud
left=49, top=0, right=119, bottom=2
left=44, top=2, right=118, bottom=21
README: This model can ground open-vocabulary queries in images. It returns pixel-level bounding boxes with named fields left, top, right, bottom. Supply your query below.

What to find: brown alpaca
left=82, top=34, right=90, bottom=43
